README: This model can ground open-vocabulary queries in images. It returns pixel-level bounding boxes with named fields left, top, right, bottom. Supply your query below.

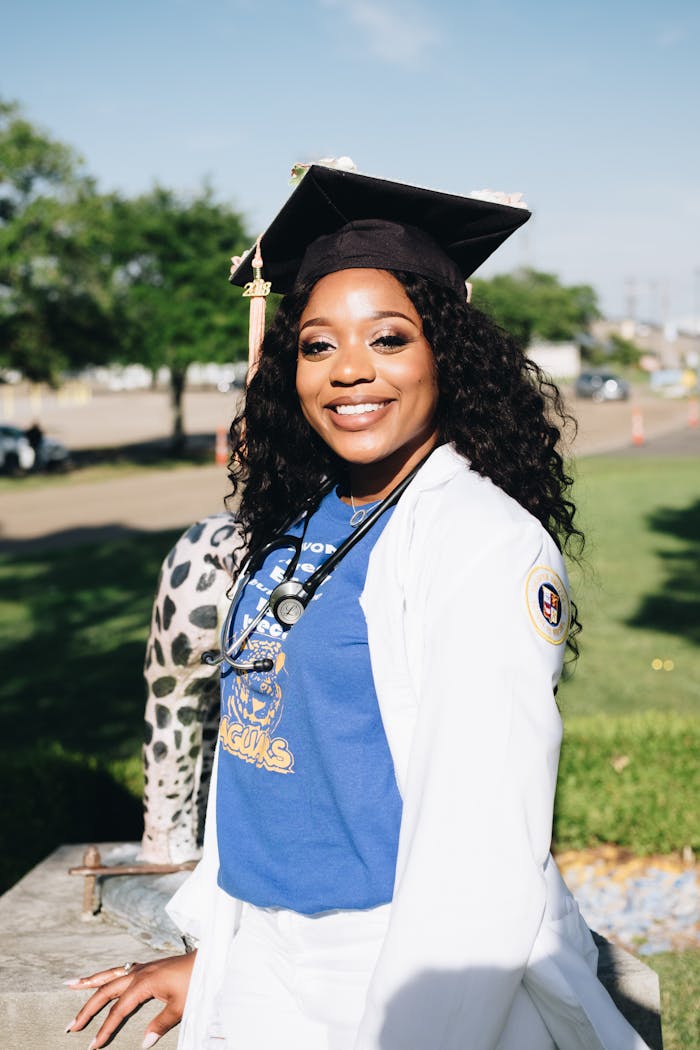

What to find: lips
left=325, top=398, right=393, bottom=430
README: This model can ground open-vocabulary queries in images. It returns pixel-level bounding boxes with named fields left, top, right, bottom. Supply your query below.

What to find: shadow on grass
left=70, top=433, right=217, bottom=468
left=0, top=748, right=143, bottom=893
left=0, top=529, right=183, bottom=890
left=0, top=523, right=180, bottom=553
left=627, top=499, right=700, bottom=644
left=0, top=529, right=181, bottom=757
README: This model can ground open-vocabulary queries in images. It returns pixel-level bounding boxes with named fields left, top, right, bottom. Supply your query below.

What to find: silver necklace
left=349, top=492, right=376, bottom=528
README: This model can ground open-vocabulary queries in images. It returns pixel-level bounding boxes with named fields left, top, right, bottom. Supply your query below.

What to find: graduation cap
left=230, top=163, right=530, bottom=369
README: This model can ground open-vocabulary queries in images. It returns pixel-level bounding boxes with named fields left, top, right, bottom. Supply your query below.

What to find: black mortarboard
left=229, top=164, right=531, bottom=297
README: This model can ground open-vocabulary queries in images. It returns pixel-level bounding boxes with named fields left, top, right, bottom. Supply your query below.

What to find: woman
left=66, top=166, right=650, bottom=1050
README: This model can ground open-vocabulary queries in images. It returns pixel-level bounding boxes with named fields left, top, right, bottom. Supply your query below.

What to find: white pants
left=217, top=901, right=391, bottom=1050
left=212, top=901, right=556, bottom=1050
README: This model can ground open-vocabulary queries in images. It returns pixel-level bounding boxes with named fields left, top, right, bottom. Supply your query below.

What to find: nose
left=328, top=340, right=376, bottom=386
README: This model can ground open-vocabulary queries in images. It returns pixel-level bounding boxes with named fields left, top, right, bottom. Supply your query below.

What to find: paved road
left=1, top=388, right=698, bottom=550
left=0, top=464, right=232, bottom=550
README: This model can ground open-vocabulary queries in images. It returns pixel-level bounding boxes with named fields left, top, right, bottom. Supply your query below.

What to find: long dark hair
left=227, top=270, right=583, bottom=656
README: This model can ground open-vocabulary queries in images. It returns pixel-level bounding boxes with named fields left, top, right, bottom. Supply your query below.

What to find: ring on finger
left=122, top=961, right=137, bottom=976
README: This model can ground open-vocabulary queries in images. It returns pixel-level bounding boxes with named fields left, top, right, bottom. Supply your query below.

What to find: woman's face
left=295, top=268, right=439, bottom=495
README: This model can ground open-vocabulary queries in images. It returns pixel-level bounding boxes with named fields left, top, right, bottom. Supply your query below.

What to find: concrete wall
left=0, top=844, right=179, bottom=1050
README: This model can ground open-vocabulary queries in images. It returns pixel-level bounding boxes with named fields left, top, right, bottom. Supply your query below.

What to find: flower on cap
left=469, top=189, right=528, bottom=210
left=230, top=248, right=250, bottom=278
left=290, top=156, right=357, bottom=187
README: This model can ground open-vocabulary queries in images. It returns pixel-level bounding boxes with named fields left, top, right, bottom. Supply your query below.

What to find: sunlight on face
left=295, top=269, right=439, bottom=495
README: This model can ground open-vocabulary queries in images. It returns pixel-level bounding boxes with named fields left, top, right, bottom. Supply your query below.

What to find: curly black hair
left=227, top=270, right=583, bottom=656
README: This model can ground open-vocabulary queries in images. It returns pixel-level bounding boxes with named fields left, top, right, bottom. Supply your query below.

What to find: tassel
left=241, top=236, right=271, bottom=377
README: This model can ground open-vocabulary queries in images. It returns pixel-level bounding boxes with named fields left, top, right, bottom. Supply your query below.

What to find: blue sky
left=3, top=0, right=699, bottom=325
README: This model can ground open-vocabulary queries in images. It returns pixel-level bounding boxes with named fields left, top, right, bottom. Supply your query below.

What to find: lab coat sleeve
left=166, top=742, right=244, bottom=1050
left=355, top=514, right=568, bottom=1050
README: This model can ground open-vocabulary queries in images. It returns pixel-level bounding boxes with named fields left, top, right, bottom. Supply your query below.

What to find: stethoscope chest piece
left=269, top=580, right=309, bottom=628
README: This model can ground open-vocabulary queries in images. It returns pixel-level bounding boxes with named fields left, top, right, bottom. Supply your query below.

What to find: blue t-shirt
left=216, top=489, right=403, bottom=914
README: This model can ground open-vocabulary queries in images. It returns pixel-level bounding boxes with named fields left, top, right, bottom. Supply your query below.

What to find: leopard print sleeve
left=141, top=513, right=245, bottom=863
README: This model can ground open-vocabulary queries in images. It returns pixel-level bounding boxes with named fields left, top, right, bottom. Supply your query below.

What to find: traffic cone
left=688, top=397, right=699, bottom=430
left=631, top=407, right=645, bottom=447
left=215, top=425, right=229, bottom=465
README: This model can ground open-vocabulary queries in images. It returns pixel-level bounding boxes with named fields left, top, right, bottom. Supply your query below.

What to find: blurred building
left=527, top=341, right=580, bottom=379
left=591, top=319, right=700, bottom=369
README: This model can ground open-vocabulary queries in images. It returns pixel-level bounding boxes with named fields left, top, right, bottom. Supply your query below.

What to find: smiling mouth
left=331, top=401, right=390, bottom=416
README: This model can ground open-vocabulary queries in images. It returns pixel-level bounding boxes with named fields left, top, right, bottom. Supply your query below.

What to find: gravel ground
left=557, top=847, right=699, bottom=956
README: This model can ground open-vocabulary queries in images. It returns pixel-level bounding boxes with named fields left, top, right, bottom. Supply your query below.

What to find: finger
left=89, top=983, right=159, bottom=1049
left=65, top=964, right=139, bottom=988
left=141, top=1002, right=183, bottom=1047
left=67, top=977, right=130, bottom=1032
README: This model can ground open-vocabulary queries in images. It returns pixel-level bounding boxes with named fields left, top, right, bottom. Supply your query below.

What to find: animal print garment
left=141, top=513, right=245, bottom=863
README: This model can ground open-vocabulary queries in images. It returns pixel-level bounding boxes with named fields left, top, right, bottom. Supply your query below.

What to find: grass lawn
left=1, top=455, right=698, bottom=881
left=0, top=455, right=698, bottom=1044
left=552, top=456, right=700, bottom=855
left=559, top=456, right=700, bottom=717
left=649, top=949, right=700, bottom=1050
left=0, top=528, right=180, bottom=891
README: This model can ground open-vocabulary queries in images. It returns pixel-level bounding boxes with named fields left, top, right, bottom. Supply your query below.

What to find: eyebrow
left=299, top=310, right=418, bottom=332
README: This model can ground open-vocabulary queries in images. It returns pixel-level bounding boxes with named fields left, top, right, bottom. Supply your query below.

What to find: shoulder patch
left=525, top=566, right=570, bottom=645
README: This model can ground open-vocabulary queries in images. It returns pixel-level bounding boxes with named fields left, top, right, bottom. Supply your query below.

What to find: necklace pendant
left=349, top=507, right=368, bottom=528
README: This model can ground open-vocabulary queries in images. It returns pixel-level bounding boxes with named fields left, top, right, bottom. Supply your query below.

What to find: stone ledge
left=1, top=844, right=663, bottom=1049
left=594, top=932, right=663, bottom=1050
left=0, top=844, right=179, bottom=1049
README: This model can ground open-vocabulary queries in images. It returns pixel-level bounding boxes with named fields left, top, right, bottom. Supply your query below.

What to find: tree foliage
left=0, top=98, right=116, bottom=382
left=109, top=186, right=250, bottom=447
left=0, top=99, right=77, bottom=218
left=471, top=268, right=600, bottom=347
left=581, top=333, right=644, bottom=369
left=0, top=99, right=252, bottom=447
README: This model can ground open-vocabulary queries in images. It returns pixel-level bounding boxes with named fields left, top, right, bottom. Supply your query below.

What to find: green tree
left=606, top=333, right=643, bottom=368
left=0, top=99, right=117, bottom=382
left=471, top=268, right=599, bottom=347
left=110, top=187, right=251, bottom=451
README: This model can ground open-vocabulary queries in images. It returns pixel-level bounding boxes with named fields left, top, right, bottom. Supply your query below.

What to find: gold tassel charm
left=241, top=236, right=271, bottom=375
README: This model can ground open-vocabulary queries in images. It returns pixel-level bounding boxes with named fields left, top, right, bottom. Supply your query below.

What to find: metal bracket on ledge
left=68, top=845, right=197, bottom=920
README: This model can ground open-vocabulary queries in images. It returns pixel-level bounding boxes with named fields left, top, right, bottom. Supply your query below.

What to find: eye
left=298, top=338, right=335, bottom=358
left=371, top=333, right=409, bottom=352
left=300, top=339, right=333, bottom=357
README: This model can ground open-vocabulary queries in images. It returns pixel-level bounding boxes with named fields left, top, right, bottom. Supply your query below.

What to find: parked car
left=0, top=425, right=36, bottom=473
left=574, top=371, right=630, bottom=402
left=0, top=425, right=72, bottom=475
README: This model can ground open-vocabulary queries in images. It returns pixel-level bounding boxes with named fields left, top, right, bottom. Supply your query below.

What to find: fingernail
left=142, top=1035, right=159, bottom=1049
left=64, top=1017, right=76, bottom=1033
left=63, top=978, right=82, bottom=986
left=87, top=1041, right=97, bottom=1050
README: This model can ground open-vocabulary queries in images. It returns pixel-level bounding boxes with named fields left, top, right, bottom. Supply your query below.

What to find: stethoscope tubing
left=202, top=484, right=332, bottom=670
left=203, top=452, right=432, bottom=673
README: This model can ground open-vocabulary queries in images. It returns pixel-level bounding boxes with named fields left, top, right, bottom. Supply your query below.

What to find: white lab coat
left=167, top=444, right=650, bottom=1050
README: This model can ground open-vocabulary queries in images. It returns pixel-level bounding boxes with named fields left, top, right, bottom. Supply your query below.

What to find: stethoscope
left=202, top=455, right=429, bottom=674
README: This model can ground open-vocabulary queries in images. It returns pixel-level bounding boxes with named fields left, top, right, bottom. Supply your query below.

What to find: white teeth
left=334, top=402, right=386, bottom=415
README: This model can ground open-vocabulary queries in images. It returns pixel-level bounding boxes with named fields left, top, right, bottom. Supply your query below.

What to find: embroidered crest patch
left=525, top=566, right=570, bottom=645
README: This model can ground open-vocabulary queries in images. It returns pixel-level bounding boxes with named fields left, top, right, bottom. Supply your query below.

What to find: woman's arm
left=65, top=952, right=196, bottom=1048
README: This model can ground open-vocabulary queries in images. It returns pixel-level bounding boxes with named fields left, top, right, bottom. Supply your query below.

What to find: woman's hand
left=64, top=951, right=196, bottom=1049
